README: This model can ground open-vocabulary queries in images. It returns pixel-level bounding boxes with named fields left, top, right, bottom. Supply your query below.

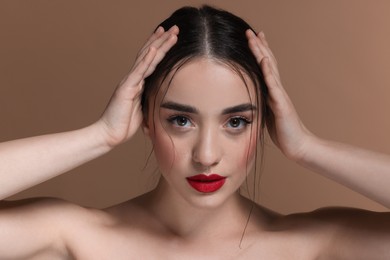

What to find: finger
left=261, top=59, right=279, bottom=121
left=132, top=26, right=178, bottom=78
left=136, top=26, right=164, bottom=59
left=261, top=57, right=279, bottom=92
left=135, top=25, right=179, bottom=66
left=256, top=36, right=279, bottom=78
left=247, top=30, right=279, bottom=78
left=257, top=32, right=269, bottom=47
left=247, top=30, right=284, bottom=91
left=257, top=32, right=278, bottom=66
left=261, top=57, right=286, bottom=103
left=261, top=57, right=292, bottom=116
left=247, top=30, right=274, bottom=61
left=124, top=47, right=158, bottom=90
left=247, top=29, right=267, bottom=64
left=143, top=33, right=178, bottom=77
left=124, top=26, right=178, bottom=92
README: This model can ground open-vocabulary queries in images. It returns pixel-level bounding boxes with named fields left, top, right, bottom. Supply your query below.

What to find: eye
left=226, top=116, right=252, bottom=130
left=167, top=115, right=193, bottom=128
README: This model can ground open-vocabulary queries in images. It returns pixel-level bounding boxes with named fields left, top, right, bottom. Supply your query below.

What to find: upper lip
left=186, top=174, right=226, bottom=182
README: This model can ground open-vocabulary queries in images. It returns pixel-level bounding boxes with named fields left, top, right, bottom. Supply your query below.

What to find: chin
left=181, top=189, right=239, bottom=210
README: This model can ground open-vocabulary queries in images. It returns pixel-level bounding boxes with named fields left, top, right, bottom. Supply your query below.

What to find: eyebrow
left=160, top=101, right=198, bottom=113
left=222, top=103, right=257, bottom=114
left=160, top=101, right=256, bottom=114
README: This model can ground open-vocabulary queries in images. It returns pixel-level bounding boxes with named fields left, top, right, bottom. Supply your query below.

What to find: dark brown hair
left=142, top=5, right=269, bottom=201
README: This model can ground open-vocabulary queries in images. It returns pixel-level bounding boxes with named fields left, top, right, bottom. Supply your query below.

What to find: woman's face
left=144, top=58, right=260, bottom=208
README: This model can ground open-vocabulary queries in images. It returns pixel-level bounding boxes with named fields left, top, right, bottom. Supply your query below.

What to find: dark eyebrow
left=222, top=103, right=257, bottom=114
left=160, top=101, right=256, bottom=114
left=160, top=101, right=198, bottom=113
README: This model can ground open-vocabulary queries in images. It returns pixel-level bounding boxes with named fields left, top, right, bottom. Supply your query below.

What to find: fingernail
left=258, top=31, right=265, bottom=39
left=154, top=26, right=163, bottom=34
left=169, top=25, right=178, bottom=31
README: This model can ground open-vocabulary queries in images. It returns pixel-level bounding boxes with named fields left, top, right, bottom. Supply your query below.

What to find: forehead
left=157, top=58, right=257, bottom=112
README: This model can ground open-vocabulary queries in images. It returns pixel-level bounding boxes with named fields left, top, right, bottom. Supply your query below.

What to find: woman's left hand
left=247, top=30, right=390, bottom=208
left=246, top=29, right=314, bottom=161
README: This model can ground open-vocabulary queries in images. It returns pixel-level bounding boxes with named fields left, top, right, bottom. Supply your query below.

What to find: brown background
left=1, top=0, right=389, bottom=214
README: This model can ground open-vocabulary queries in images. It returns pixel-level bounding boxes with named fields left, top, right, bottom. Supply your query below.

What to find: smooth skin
left=0, top=26, right=390, bottom=259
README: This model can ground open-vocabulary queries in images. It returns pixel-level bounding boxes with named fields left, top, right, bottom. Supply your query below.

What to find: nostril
left=192, top=128, right=222, bottom=167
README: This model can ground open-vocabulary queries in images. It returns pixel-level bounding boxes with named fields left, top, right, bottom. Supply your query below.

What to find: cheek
left=146, top=110, right=176, bottom=173
left=238, top=129, right=258, bottom=169
left=153, top=131, right=176, bottom=173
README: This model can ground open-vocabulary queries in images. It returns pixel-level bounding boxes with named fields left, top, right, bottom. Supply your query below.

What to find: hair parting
left=141, top=5, right=270, bottom=247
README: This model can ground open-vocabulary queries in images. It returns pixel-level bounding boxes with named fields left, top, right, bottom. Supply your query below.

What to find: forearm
left=0, top=25, right=178, bottom=201
left=0, top=122, right=111, bottom=200
left=298, top=136, right=390, bottom=208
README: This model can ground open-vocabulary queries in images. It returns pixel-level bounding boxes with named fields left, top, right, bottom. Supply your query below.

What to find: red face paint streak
left=186, top=174, right=226, bottom=193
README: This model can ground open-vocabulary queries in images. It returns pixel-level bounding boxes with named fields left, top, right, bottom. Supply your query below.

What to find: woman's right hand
left=98, top=25, right=179, bottom=148
left=0, top=26, right=178, bottom=200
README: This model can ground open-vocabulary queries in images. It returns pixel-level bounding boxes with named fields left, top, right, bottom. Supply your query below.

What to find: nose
left=192, top=126, right=222, bottom=169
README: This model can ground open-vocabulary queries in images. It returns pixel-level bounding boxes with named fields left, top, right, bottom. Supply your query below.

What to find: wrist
left=293, top=133, right=324, bottom=166
left=87, top=121, right=117, bottom=152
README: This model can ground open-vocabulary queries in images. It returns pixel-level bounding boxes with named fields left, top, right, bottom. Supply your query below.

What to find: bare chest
left=66, top=229, right=319, bottom=260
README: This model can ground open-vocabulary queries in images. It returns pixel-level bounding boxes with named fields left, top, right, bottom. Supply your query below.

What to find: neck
left=145, top=178, right=254, bottom=240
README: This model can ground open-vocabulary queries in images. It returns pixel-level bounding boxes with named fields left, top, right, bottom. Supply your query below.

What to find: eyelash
left=167, top=115, right=194, bottom=128
left=166, top=115, right=252, bottom=131
left=225, top=116, right=252, bottom=130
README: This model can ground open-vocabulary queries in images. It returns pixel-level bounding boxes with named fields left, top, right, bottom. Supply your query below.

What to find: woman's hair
left=141, top=5, right=269, bottom=200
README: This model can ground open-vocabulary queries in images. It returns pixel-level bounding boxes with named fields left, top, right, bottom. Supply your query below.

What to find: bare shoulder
left=309, top=207, right=390, bottom=259
left=269, top=206, right=390, bottom=259
left=0, top=197, right=111, bottom=259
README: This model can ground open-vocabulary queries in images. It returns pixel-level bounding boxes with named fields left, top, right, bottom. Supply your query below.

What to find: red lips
left=186, top=174, right=226, bottom=193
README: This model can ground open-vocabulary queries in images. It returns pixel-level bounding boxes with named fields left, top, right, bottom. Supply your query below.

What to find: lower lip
left=186, top=178, right=226, bottom=193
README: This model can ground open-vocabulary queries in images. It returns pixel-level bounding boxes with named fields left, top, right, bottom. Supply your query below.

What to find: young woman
left=1, top=5, right=390, bottom=259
